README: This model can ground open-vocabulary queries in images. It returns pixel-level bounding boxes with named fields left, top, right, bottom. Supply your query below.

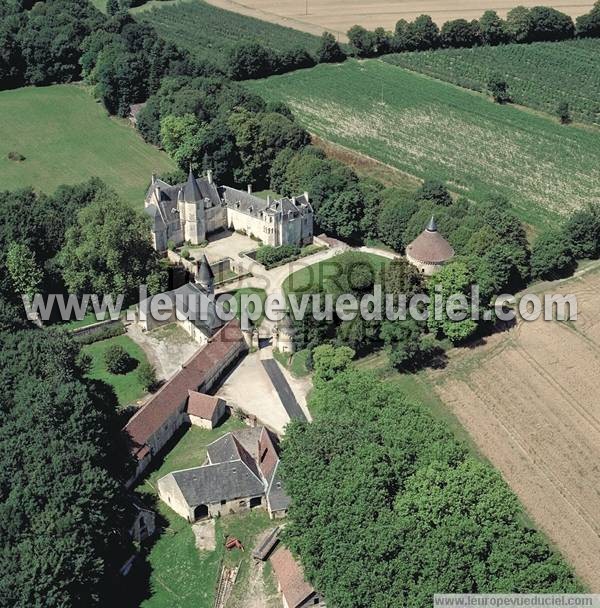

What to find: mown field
left=431, top=265, right=600, bottom=590
left=135, top=0, right=321, bottom=68
left=0, top=85, right=174, bottom=207
left=385, top=38, right=600, bottom=126
left=246, top=60, right=600, bottom=228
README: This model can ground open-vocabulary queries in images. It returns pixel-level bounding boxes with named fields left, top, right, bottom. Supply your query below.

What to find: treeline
left=347, top=2, right=600, bottom=57
left=280, top=349, right=583, bottom=607
left=0, top=0, right=345, bottom=116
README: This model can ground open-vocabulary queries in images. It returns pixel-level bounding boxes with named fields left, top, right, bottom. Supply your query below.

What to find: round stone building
left=406, top=217, right=455, bottom=276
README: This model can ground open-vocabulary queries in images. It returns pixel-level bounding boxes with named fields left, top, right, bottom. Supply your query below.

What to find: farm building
left=122, top=320, right=247, bottom=485
left=157, top=426, right=291, bottom=521
left=270, top=546, right=325, bottom=608
left=406, top=216, right=455, bottom=275
left=187, top=391, right=226, bottom=429
left=145, top=168, right=314, bottom=251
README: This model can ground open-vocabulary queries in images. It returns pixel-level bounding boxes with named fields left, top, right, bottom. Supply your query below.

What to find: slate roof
left=270, top=547, right=317, bottom=608
left=123, top=320, right=245, bottom=461
left=170, top=461, right=264, bottom=507
left=221, top=186, right=312, bottom=218
left=138, top=282, right=220, bottom=335
left=406, top=217, right=455, bottom=264
left=266, top=460, right=291, bottom=513
left=198, top=254, right=215, bottom=285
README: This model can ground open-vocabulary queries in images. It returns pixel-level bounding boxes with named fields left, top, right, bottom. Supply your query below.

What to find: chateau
left=145, top=168, right=314, bottom=251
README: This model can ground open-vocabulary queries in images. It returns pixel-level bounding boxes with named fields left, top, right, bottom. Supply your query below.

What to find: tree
left=106, top=0, right=121, bottom=16
left=428, top=260, right=478, bottom=343
left=488, top=75, right=510, bottom=103
left=311, top=344, right=355, bottom=387
left=416, top=179, right=453, bottom=206
left=58, top=192, right=166, bottom=303
left=316, top=189, right=364, bottom=241
left=347, top=25, right=377, bottom=57
left=226, top=41, right=275, bottom=80
left=380, top=318, right=433, bottom=370
left=104, top=344, right=132, bottom=374
left=556, top=100, right=571, bottom=124
left=406, top=15, right=440, bottom=50
left=530, top=229, right=576, bottom=280
left=576, top=1, right=600, bottom=37
left=6, top=242, right=43, bottom=300
left=506, top=6, right=533, bottom=42
left=440, top=19, right=481, bottom=48
left=160, top=113, right=207, bottom=169
left=479, top=10, right=508, bottom=45
left=564, top=204, right=600, bottom=259
left=381, top=257, right=424, bottom=300
left=528, top=6, right=574, bottom=41
left=137, top=361, right=157, bottom=391
left=377, top=196, right=418, bottom=251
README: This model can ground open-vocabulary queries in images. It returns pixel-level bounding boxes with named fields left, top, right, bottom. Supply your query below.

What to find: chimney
left=267, top=195, right=271, bottom=205
left=151, top=172, right=156, bottom=185
left=206, top=169, right=213, bottom=185
left=247, top=184, right=252, bottom=194
left=304, top=191, right=309, bottom=203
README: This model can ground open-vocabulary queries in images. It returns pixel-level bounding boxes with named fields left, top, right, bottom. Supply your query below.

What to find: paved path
left=260, top=359, right=307, bottom=422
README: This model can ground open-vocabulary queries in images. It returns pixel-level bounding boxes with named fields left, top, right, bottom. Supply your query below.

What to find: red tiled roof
left=258, top=427, right=279, bottom=482
left=123, top=320, right=243, bottom=459
left=270, top=547, right=315, bottom=608
left=187, top=391, right=221, bottom=420
left=406, top=227, right=454, bottom=264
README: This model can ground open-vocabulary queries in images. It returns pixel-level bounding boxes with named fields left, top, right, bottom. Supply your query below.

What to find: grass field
left=246, top=59, right=600, bottom=229
left=135, top=0, right=321, bottom=68
left=83, top=334, right=150, bottom=406
left=201, top=0, right=594, bottom=39
left=385, top=39, right=600, bottom=125
left=0, top=85, right=174, bottom=207
left=282, top=252, right=389, bottom=295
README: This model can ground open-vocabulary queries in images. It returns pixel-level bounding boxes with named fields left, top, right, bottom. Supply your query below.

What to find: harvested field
left=204, top=0, right=595, bottom=39
left=432, top=265, right=600, bottom=590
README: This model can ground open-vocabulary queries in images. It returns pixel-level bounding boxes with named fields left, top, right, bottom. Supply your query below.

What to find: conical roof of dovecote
left=183, top=167, right=203, bottom=203
left=198, top=254, right=214, bottom=284
left=406, top=216, right=454, bottom=264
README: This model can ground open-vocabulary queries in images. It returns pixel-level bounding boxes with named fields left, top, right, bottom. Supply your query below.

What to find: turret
left=183, top=167, right=206, bottom=244
left=197, top=254, right=214, bottom=295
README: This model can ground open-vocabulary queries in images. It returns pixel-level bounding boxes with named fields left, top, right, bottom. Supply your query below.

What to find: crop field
left=202, top=0, right=594, bottom=38
left=135, top=0, right=321, bottom=68
left=246, top=60, right=600, bottom=228
left=431, top=265, right=600, bottom=590
left=0, top=85, right=174, bottom=208
left=385, top=39, right=600, bottom=126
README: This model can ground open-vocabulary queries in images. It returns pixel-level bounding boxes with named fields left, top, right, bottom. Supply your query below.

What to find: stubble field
left=204, top=0, right=595, bottom=38
left=431, top=266, right=600, bottom=590
left=246, top=60, right=600, bottom=229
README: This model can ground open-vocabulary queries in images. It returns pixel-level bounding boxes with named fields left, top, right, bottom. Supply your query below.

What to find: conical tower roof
left=198, top=254, right=214, bottom=284
left=183, top=166, right=203, bottom=203
left=406, top=217, right=454, bottom=264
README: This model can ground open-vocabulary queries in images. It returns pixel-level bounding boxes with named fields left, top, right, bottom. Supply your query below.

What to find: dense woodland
left=280, top=347, right=583, bottom=607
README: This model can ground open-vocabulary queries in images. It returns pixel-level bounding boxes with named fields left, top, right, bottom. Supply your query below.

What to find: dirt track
left=205, top=0, right=594, bottom=39
left=434, top=267, right=600, bottom=590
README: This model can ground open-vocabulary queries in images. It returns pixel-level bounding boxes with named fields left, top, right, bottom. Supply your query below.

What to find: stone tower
left=183, top=167, right=206, bottom=245
left=273, top=314, right=296, bottom=354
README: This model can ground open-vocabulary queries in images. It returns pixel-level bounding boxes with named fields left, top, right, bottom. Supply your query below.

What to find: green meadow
left=246, top=59, right=600, bottom=229
left=0, top=85, right=174, bottom=207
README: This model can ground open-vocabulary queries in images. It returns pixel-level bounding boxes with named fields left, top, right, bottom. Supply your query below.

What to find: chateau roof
left=187, top=392, right=222, bottom=420
left=198, top=254, right=215, bottom=284
left=184, top=167, right=203, bottom=203
left=406, top=217, right=454, bottom=264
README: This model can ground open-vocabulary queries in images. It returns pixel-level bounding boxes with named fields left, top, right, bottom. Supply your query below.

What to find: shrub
left=74, top=322, right=126, bottom=345
left=316, top=32, right=346, bottom=63
left=137, top=361, right=157, bottom=391
left=531, top=229, right=576, bottom=279
left=488, top=75, right=511, bottom=103
left=255, top=244, right=300, bottom=268
left=557, top=100, right=571, bottom=124
left=166, top=239, right=176, bottom=251
left=7, top=151, right=25, bottom=162
left=104, top=344, right=133, bottom=375
left=180, top=247, right=191, bottom=260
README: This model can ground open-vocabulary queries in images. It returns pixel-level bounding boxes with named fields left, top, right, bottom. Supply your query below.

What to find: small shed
left=186, top=391, right=226, bottom=429
left=252, top=526, right=280, bottom=561
left=270, top=547, right=325, bottom=608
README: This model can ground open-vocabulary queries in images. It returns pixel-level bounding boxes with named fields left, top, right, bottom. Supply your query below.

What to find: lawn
left=132, top=419, right=274, bottom=608
left=0, top=85, right=174, bottom=208
left=282, top=252, right=389, bottom=295
left=83, top=334, right=150, bottom=406
left=135, top=0, right=321, bottom=68
left=222, top=287, right=268, bottom=324
left=385, top=38, right=600, bottom=126
left=246, top=59, right=600, bottom=229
